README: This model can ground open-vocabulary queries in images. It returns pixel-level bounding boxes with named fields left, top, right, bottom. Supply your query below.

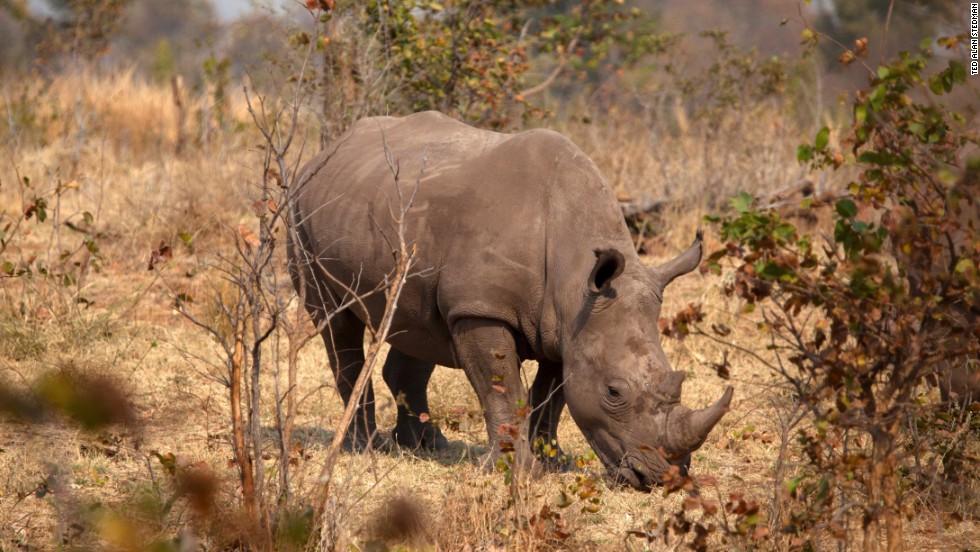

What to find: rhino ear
left=589, top=249, right=625, bottom=293
left=652, top=230, right=703, bottom=293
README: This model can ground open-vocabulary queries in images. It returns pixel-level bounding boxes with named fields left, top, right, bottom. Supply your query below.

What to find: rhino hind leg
left=528, top=360, right=570, bottom=471
left=289, top=231, right=384, bottom=451
left=382, top=348, right=449, bottom=451
left=317, top=310, right=384, bottom=452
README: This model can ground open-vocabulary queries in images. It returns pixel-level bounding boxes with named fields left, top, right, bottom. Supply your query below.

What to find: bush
left=696, top=36, right=979, bottom=550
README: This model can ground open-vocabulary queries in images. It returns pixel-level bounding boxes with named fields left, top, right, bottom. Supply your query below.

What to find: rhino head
left=560, top=233, right=733, bottom=490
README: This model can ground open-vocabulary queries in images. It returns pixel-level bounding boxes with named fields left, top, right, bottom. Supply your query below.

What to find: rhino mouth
left=615, top=463, right=652, bottom=491
left=588, top=441, right=655, bottom=491
left=612, top=452, right=691, bottom=491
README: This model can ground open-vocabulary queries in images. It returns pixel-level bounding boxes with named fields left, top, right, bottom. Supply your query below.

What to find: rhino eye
left=604, top=379, right=630, bottom=408
left=607, top=385, right=630, bottom=406
left=602, top=381, right=630, bottom=413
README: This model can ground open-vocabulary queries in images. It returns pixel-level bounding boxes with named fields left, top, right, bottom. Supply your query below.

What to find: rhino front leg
left=451, top=318, right=530, bottom=469
left=382, top=348, right=449, bottom=451
left=528, top=360, right=569, bottom=471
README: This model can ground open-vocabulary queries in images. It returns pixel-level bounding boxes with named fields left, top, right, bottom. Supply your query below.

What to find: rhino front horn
left=667, top=386, right=734, bottom=453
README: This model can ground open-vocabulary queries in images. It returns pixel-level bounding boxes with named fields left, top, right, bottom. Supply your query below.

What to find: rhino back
left=293, top=111, right=632, bottom=365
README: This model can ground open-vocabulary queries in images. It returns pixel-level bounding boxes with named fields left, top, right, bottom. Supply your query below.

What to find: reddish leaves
left=148, top=241, right=173, bottom=270
left=305, top=0, right=334, bottom=12
left=154, top=452, right=217, bottom=518
left=251, top=198, right=277, bottom=216
left=659, top=303, right=705, bottom=340
left=529, top=505, right=570, bottom=546
left=237, top=224, right=260, bottom=250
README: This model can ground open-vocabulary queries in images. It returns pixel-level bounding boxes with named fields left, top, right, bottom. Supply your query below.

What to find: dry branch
left=314, top=145, right=420, bottom=524
left=619, top=193, right=670, bottom=218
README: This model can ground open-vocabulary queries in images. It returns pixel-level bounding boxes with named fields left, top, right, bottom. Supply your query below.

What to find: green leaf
left=854, top=103, right=867, bottom=125
left=773, top=222, right=797, bottom=242
left=730, top=192, right=754, bottom=214
left=869, top=85, right=886, bottom=110
left=928, top=74, right=944, bottom=95
left=1, top=261, right=13, bottom=275
left=857, top=151, right=904, bottom=166
left=815, top=126, right=829, bottom=151
left=178, top=231, right=194, bottom=248
left=835, top=199, right=858, bottom=218
left=797, top=144, right=814, bottom=162
left=758, top=261, right=791, bottom=280
left=949, top=60, right=966, bottom=84
left=908, top=122, right=925, bottom=140
left=786, top=476, right=804, bottom=497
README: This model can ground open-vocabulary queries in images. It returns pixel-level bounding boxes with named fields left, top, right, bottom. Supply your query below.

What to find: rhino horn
left=658, top=370, right=685, bottom=402
left=652, top=230, right=703, bottom=293
left=667, top=386, right=733, bottom=453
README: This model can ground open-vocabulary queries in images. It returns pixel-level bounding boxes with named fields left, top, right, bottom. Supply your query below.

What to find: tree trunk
left=249, top=277, right=272, bottom=533
left=881, top=441, right=903, bottom=552
left=277, top=334, right=301, bottom=506
left=230, top=320, right=255, bottom=515
left=865, top=432, right=902, bottom=552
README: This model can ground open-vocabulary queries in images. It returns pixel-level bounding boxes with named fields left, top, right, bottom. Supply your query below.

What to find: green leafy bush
left=699, top=38, right=979, bottom=550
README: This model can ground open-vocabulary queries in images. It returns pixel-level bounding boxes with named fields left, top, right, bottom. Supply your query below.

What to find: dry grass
left=0, top=70, right=977, bottom=551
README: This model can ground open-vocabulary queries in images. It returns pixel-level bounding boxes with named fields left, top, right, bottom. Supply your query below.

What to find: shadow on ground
left=287, top=425, right=487, bottom=468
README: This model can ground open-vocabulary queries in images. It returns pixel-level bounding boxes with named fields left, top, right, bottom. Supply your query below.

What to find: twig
left=314, top=137, right=418, bottom=518
left=520, top=36, right=580, bottom=98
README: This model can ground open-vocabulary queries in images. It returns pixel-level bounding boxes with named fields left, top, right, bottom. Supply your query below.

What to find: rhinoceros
left=288, top=111, right=732, bottom=489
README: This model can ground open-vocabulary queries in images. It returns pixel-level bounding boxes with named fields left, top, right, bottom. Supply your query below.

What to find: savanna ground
left=1, top=10, right=979, bottom=550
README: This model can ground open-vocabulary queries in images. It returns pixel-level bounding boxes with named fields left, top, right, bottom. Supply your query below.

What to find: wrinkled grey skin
left=288, top=111, right=732, bottom=489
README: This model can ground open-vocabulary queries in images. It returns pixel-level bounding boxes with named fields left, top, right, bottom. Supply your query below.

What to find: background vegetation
left=0, top=0, right=976, bottom=549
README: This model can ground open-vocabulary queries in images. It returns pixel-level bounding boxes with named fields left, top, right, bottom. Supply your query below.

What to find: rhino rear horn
left=667, top=386, right=733, bottom=453
left=652, top=230, right=703, bottom=293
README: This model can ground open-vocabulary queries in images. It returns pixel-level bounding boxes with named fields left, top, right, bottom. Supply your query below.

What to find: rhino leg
left=528, top=360, right=569, bottom=471
left=382, top=348, right=449, bottom=451
left=317, top=310, right=383, bottom=452
left=289, top=230, right=383, bottom=452
left=451, top=318, right=531, bottom=469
